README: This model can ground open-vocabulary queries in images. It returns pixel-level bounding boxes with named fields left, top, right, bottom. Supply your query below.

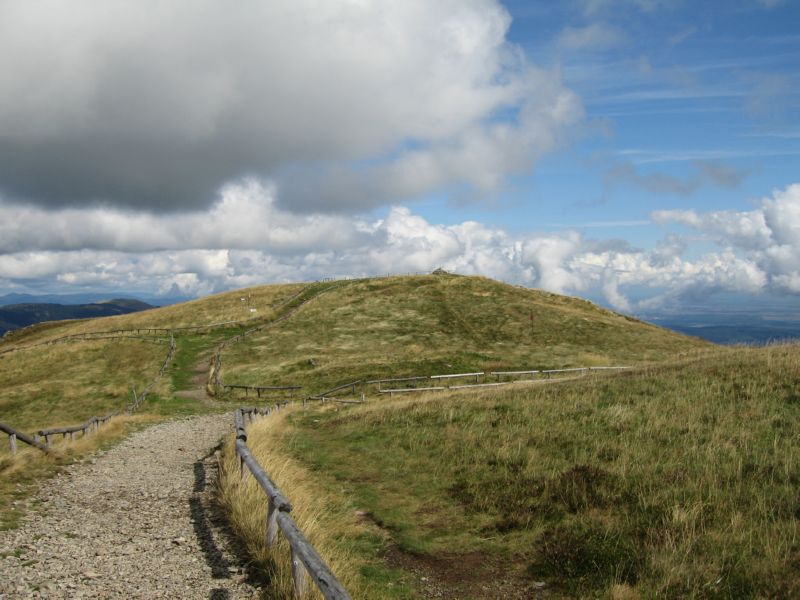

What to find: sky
left=0, top=0, right=798, bottom=316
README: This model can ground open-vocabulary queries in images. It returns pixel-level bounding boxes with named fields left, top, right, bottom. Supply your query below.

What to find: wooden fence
left=36, top=412, right=119, bottom=448
left=0, top=422, right=49, bottom=455
left=373, top=366, right=632, bottom=396
left=234, top=406, right=351, bottom=599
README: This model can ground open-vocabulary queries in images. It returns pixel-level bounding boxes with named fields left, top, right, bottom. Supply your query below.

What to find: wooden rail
left=37, top=412, right=119, bottom=448
left=379, top=386, right=446, bottom=396
left=233, top=407, right=351, bottom=599
left=376, top=366, right=632, bottom=395
left=313, top=380, right=362, bottom=398
left=223, top=384, right=301, bottom=398
left=0, top=422, right=50, bottom=454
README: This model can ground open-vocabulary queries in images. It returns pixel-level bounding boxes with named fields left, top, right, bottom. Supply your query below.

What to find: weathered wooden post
left=9, top=433, right=17, bottom=456
left=266, top=498, right=279, bottom=547
left=291, top=549, right=308, bottom=597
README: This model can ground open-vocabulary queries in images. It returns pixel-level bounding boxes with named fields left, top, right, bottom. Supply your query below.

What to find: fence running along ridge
left=0, top=284, right=315, bottom=357
left=372, top=366, right=632, bottom=396
left=211, top=283, right=343, bottom=395
left=234, top=406, right=352, bottom=600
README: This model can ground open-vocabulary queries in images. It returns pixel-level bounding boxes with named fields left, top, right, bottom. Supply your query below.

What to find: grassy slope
left=221, top=274, right=708, bottom=393
left=257, top=344, right=800, bottom=598
left=0, top=282, right=305, bottom=347
left=0, top=338, right=168, bottom=432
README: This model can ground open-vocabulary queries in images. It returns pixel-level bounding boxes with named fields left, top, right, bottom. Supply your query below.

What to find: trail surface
left=0, top=414, right=258, bottom=599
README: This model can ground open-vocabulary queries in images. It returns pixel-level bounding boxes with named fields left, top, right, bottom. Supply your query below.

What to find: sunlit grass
left=231, top=343, right=800, bottom=598
left=0, top=338, right=168, bottom=433
left=217, top=408, right=414, bottom=599
left=221, top=274, right=710, bottom=395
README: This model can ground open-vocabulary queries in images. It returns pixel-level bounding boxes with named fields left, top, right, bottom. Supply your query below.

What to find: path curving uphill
left=0, top=414, right=259, bottom=599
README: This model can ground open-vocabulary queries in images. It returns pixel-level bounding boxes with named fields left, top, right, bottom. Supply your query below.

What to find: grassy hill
left=0, top=274, right=752, bottom=597
left=219, top=273, right=708, bottom=393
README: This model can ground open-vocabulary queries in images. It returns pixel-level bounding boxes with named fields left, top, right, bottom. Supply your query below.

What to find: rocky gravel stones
left=0, top=414, right=258, bottom=599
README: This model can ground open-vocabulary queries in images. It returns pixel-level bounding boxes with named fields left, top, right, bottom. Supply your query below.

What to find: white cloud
left=0, top=0, right=581, bottom=212
left=2, top=181, right=798, bottom=312
left=653, top=183, right=800, bottom=294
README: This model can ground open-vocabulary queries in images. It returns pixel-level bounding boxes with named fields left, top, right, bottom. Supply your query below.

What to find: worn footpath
left=0, top=414, right=259, bottom=599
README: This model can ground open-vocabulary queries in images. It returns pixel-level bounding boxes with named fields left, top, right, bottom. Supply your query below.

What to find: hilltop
left=218, top=273, right=709, bottom=392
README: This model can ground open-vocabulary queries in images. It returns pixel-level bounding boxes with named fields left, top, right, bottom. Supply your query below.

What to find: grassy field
left=220, top=274, right=708, bottom=394
left=0, top=338, right=170, bottom=433
left=222, top=343, right=800, bottom=599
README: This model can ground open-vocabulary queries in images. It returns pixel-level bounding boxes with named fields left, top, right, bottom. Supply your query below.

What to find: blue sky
left=415, top=0, right=800, bottom=237
left=0, top=0, right=797, bottom=316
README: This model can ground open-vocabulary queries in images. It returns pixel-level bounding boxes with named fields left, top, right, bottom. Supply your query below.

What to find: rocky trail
left=0, top=414, right=260, bottom=599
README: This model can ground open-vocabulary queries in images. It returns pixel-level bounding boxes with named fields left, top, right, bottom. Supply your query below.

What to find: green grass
left=221, top=274, right=709, bottom=395
left=0, top=338, right=168, bottom=432
left=261, top=343, right=800, bottom=598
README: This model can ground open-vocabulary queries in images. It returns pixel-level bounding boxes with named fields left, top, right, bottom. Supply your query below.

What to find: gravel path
left=0, top=414, right=259, bottom=599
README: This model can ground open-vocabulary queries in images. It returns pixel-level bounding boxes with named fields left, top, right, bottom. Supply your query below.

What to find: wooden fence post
left=266, top=498, right=279, bottom=547
left=291, top=548, right=308, bottom=597
left=9, top=433, right=16, bottom=456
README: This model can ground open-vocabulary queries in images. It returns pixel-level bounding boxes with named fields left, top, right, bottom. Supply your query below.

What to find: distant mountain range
left=0, top=292, right=192, bottom=307
left=0, top=299, right=155, bottom=337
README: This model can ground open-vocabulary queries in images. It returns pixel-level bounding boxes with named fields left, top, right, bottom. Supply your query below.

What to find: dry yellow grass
left=218, top=407, right=392, bottom=599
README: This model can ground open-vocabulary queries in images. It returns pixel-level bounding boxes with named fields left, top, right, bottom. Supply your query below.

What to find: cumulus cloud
left=2, top=181, right=798, bottom=311
left=0, top=0, right=581, bottom=212
left=654, top=183, right=800, bottom=292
